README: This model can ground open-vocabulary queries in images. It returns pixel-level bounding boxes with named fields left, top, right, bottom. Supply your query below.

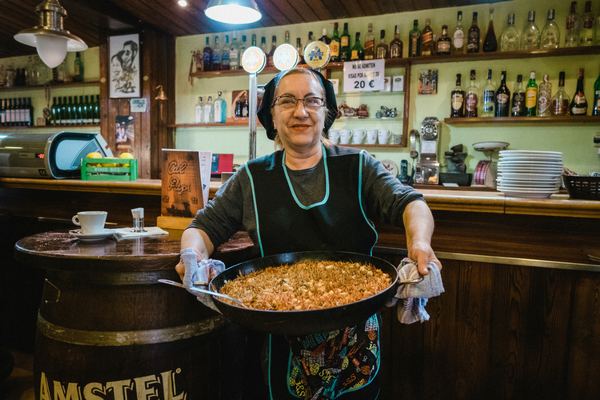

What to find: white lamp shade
left=36, top=34, right=68, bottom=68
left=205, top=2, right=261, bottom=24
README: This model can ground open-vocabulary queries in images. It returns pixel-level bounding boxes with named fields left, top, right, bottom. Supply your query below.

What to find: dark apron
left=246, top=145, right=381, bottom=400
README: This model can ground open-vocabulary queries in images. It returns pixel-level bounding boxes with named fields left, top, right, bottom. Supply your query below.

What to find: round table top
left=14, top=230, right=255, bottom=272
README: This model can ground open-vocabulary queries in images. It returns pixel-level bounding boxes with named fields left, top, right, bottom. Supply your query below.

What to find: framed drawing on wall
left=109, top=34, right=140, bottom=98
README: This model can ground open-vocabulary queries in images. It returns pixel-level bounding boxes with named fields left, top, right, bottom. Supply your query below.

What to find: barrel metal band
left=37, top=313, right=226, bottom=346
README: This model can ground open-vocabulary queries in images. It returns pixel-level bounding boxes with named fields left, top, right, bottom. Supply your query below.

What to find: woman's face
left=111, top=58, right=122, bottom=78
left=272, top=73, right=326, bottom=152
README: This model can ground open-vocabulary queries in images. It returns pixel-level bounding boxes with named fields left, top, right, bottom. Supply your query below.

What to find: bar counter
left=2, top=177, right=600, bottom=399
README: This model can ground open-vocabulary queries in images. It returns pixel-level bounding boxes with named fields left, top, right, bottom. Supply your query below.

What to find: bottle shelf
left=444, top=116, right=600, bottom=126
left=168, top=118, right=261, bottom=128
left=335, top=117, right=402, bottom=121
left=339, top=144, right=403, bottom=148
left=0, top=81, right=100, bottom=93
left=0, top=124, right=101, bottom=130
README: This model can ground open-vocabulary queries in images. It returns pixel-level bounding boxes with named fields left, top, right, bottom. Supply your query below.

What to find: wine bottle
left=580, top=1, right=594, bottom=46
left=364, top=23, right=374, bottom=60
left=221, top=35, right=230, bottom=70
left=340, top=23, right=351, bottom=61
left=203, top=37, right=212, bottom=72
left=437, top=25, right=451, bottom=55
left=93, top=95, right=100, bottom=125
left=483, top=8, right=498, bottom=52
left=565, top=1, right=581, bottom=47
left=495, top=70, right=510, bottom=117
left=330, top=23, right=341, bottom=62
left=73, top=52, right=84, bottom=82
left=482, top=69, right=496, bottom=117
left=319, top=28, right=330, bottom=45
left=421, top=18, right=435, bottom=56
left=376, top=30, right=388, bottom=59
left=551, top=72, right=570, bottom=116
left=570, top=68, right=588, bottom=116
left=452, top=11, right=465, bottom=55
left=408, top=20, right=421, bottom=57
left=212, top=36, right=221, bottom=71
left=511, top=75, right=526, bottom=117
left=538, top=75, right=552, bottom=117
left=450, top=74, right=465, bottom=118
left=465, top=70, right=479, bottom=118
left=229, top=32, right=240, bottom=71
left=525, top=72, right=538, bottom=116
left=351, top=32, right=364, bottom=61
left=389, top=25, right=403, bottom=58
left=266, top=35, right=276, bottom=68
left=467, top=12, right=480, bottom=53
left=296, top=38, right=305, bottom=64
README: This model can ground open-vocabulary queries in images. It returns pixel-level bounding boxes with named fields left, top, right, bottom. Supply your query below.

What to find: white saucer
left=70, top=229, right=116, bottom=242
left=473, top=141, right=510, bottom=151
left=381, top=159, right=399, bottom=176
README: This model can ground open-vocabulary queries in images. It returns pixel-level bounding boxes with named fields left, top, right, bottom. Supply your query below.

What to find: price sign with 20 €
left=343, top=59, right=384, bottom=92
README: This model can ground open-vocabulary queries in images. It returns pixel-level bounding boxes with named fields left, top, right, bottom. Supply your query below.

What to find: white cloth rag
left=114, top=226, right=169, bottom=239
left=386, top=258, right=445, bottom=324
left=180, top=248, right=226, bottom=313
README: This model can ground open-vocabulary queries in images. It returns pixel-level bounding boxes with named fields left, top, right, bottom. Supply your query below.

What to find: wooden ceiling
left=0, top=0, right=500, bottom=59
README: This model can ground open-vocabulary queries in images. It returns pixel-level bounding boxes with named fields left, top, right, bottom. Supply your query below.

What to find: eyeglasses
left=272, top=95, right=325, bottom=110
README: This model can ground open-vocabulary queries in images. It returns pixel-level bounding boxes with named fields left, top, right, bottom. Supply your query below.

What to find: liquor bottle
left=235, top=98, right=242, bottom=118
left=0, top=99, right=5, bottom=127
left=221, top=35, right=230, bottom=70
left=304, top=31, right=314, bottom=57
left=389, top=25, right=403, bottom=58
left=437, top=25, right=451, bottom=55
left=239, top=35, right=247, bottom=69
left=73, top=52, right=84, bottom=82
left=243, top=97, right=249, bottom=117
left=541, top=9, right=561, bottom=49
left=538, top=75, right=552, bottom=117
left=55, top=97, right=62, bottom=125
left=482, top=69, right=496, bottom=117
left=351, top=32, right=364, bottom=61
left=83, top=95, right=90, bottom=124
left=251, top=34, right=257, bottom=47
left=267, top=35, right=277, bottom=67
left=364, top=23, right=375, bottom=60
left=376, top=30, right=388, bottom=59
left=204, top=95, right=214, bottom=124
left=450, top=74, right=465, bottom=118
left=68, top=96, right=75, bottom=125
left=483, top=8, right=498, bottom=52
left=195, top=96, right=204, bottom=124
left=500, top=13, right=520, bottom=51
left=594, top=67, right=600, bottom=116
left=93, top=95, right=100, bottom=124
left=525, top=72, right=538, bottom=116
left=229, top=32, right=240, bottom=70
left=212, top=36, right=221, bottom=71
left=408, top=20, right=421, bottom=57
left=296, top=38, right=305, bottom=64
left=421, top=19, right=434, bottom=56
left=522, top=11, right=541, bottom=50
left=579, top=1, right=594, bottom=46
left=340, top=23, right=351, bottom=61
left=495, top=71, right=510, bottom=117
left=465, top=70, right=479, bottom=118
left=202, top=37, right=212, bottom=72
left=260, top=37, right=268, bottom=55
left=319, top=28, right=330, bottom=45
left=6, top=99, right=12, bottom=126
left=214, top=91, right=226, bottom=123
left=285, top=31, right=291, bottom=44
left=570, top=68, right=588, bottom=116
left=330, top=23, right=341, bottom=62
left=14, top=98, right=21, bottom=126
left=565, top=1, right=580, bottom=47
left=511, top=75, right=526, bottom=117
left=452, top=11, right=465, bottom=55
left=27, top=98, right=33, bottom=126
left=75, top=96, right=82, bottom=125
left=467, top=12, right=480, bottom=53
left=551, top=72, right=570, bottom=116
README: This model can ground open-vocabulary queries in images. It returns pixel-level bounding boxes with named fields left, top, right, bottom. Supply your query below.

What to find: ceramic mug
left=378, top=129, right=391, bottom=145
left=366, top=129, right=377, bottom=144
left=352, top=129, right=366, bottom=144
left=339, top=129, right=352, bottom=145
left=328, top=129, right=340, bottom=144
left=72, top=211, right=107, bottom=234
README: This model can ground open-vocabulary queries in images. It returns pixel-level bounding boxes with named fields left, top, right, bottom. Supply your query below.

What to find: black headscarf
left=257, top=68, right=338, bottom=140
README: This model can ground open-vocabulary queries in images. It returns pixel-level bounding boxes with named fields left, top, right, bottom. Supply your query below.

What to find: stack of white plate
left=497, top=150, right=563, bottom=199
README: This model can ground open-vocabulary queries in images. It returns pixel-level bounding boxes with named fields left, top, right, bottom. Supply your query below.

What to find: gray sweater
left=189, top=149, right=424, bottom=251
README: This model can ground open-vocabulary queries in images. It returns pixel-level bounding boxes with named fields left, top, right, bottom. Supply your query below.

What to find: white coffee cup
left=352, top=129, right=366, bottom=144
left=378, top=129, right=391, bottom=145
left=339, top=129, right=352, bottom=145
left=72, top=211, right=107, bottom=234
left=328, top=130, right=340, bottom=144
left=366, top=129, right=377, bottom=144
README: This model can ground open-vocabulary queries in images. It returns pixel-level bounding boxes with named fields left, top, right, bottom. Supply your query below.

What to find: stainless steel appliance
left=414, top=117, right=440, bottom=184
left=0, top=131, right=112, bottom=179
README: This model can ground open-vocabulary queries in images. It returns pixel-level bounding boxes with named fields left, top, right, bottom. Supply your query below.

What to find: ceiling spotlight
left=205, top=0, right=262, bottom=24
left=178, top=0, right=188, bottom=6
left=14, top=0, right=87, bottom=68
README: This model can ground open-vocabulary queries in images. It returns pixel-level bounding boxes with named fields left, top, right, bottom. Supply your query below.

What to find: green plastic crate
left=81, top=157, right=138, bottom=181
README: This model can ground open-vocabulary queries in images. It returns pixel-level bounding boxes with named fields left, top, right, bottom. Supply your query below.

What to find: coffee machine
left=414, top=117, right=440, bottom=185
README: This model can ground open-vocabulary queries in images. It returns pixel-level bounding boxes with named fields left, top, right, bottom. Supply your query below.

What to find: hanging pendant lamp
left=204, top=0, right=262, bottom=24
left=14, top=0, right=88, bottom=68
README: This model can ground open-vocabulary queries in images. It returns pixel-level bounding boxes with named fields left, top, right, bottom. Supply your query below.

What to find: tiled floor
left=1, top=349, right=35, bottom=400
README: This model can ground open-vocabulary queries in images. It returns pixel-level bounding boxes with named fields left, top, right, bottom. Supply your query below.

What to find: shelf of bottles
left=445, top=115, right=600, bottom=125
left=0, top=81, right=100, bottom=93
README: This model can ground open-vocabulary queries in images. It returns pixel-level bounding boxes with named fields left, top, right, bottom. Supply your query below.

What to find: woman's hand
left=407, top=240, right=442, bottom=276
left=403, top=200, right=442, bottom=276
left=176, top=228, right=214, bottom=281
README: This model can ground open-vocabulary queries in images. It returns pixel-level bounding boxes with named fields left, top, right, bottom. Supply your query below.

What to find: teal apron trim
left=268, top=334, right=302, bottom=399
left=246, top=166, right=265, bottom=257
left=358, top=150, right=378, bottom=257
left=282, top=144, right=330, bottom=210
